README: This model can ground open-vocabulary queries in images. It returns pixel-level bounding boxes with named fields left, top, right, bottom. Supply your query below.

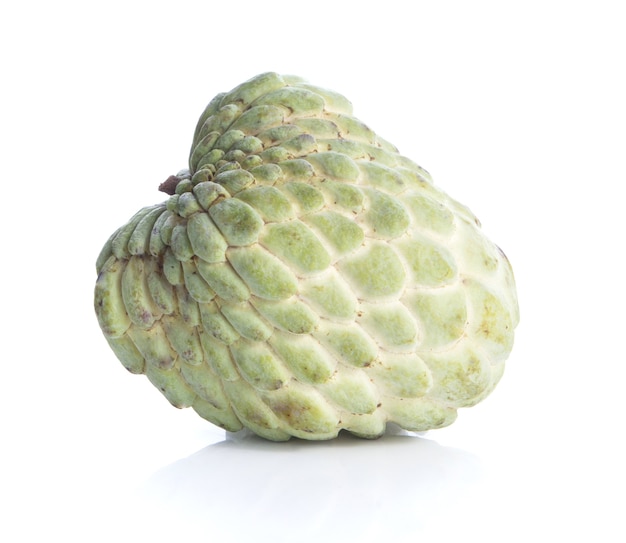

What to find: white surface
left=1, top=1, right=624, bottom=541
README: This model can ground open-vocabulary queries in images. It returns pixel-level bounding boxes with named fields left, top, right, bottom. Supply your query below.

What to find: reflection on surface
left=131, top=427, right=483, bottom=540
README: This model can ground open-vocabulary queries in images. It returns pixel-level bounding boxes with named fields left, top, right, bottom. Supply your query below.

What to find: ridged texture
left=94, top=72, right=519, bottom=441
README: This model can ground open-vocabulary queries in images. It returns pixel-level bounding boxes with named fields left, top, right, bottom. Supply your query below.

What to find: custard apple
left=94, top=72, right=519, bottom=441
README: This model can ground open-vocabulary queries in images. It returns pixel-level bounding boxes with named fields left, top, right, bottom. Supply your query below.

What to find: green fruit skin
left=94, top=72, right=519, bottom=441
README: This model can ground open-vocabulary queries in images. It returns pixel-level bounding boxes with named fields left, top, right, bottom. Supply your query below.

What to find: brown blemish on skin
left=271, top=400, right=308, bottom=423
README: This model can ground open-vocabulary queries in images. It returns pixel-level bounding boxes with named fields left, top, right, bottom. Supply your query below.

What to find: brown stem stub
left=159, top=175, right=181, bottom=195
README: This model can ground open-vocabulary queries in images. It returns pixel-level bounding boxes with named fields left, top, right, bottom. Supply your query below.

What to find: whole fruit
left=94, top=72, right=519, bottom=441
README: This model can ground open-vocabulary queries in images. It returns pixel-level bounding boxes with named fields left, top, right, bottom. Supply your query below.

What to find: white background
left=1, top=1, right=624, bottom=541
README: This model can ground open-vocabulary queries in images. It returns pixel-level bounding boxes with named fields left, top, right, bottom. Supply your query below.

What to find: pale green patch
left=249, top=163, right=283, bottom=185
left=199, top=327, right=239, bottom=378
left=319, top=139, right=368, bottom=160
left=231, top=135, right=264, bottom=155
left=145, top=364, right=196, bottom=408
left=230, top=339, right=289, bottom=391
left=422, top=342, right=493, bottom=407
left=230, top=104, right=285, bottom=135
left=319, top=179, right=364, bottom=212
left=121, top=256, right=160, bottom=329
left=192, top=396, right=243, bottom=432
left=394, top=163, right=433, bottom=187
left=332, top=114, right=376, bottom=144
left=176, top=192, right=203, bottom=218
left=158, top=212, right=179, bottom=246
left=105, top=335, right=145, bottom=374
left=189, top=131, right=220, bottom=172
left=277, top=160, right=315, bottom=183
left=305, top=151, right=360, bottom=181
left=259, top=146, right=290, bottom=163
left=295, top=83, right=353, bottom=114
left=394, top=237, right=457, bottom=287
left=270, top=332, right=336, bottom=384
left=315, top=321, right=378, bottom=368
left=300, top=271, right=357, bottom=320
left=148, top=209, right=171, bottom=257
left=320, top=369, right=379, bottom=415
left=340, top=412, right=386, bottom=439
left=127, top=323, right=176, bottom=370
left=186, top=212, right=227, bottom=263
left=220, top=72, right=286, bottom=108
left=292, top=117, right=340, bottom=139
left=251, top=297, right=319, bottom=334
left=162, top=248, right=183, bottom=285
left=192, top=181, right=230, bottom=210
left=306, top=211, right=364, bottom=255
left=170, top=223, right=195, bottom=261
left=220, top=301, right=273, bottom=342
left=227, top=245, right=298, bottom=300
left=262, top=384, right=339, bottom=438
left=199, top=301, right=240, bottom=346
left=223, top=379, right=290, bottom=440
left=240, top=154, right=263, bottom=171
left=173, top=287, right=199, bottom=328
left=256, top=124, right=302, bottom=147
left=127, top=206, right=166, bottom=255
left=195, top=259, right=250, bottom=302
left=464, top=278, right=515, bottom=360
left=339, top=242, right=406, bottom=299
left=196, top=148, right=225, bottom=170
left=195, top=104, right=240, bottom=144
left=404, top=286, right=467, bottom=349
left=366, top=353, right=432, bottom=398
left=181, top=259, right=215, bottom=303
left=281, top=133, right=318, bottom=156
left=209, top=198, right=263, bottom=246
left=363, top=188, right=410, bottom=238
left=161, top=313, right=204, bottom=365
left=236, top=186, right=294, bottom=223
left=214, top=129, right=246, bottom=151
left=146, top=259, right=176, bottom=313
left=455, top=219, right=500, bottom=275
left=213, top=169, right=255, bottom=194
left=223, top=149, right=254, bottom=165
left=359, top=145, right=399, bottom=166
left=401, top=192, right=455, bottom=237
left=382, top=396, right=457, bottom=431
left=358, top=162, right=406, bottom=194
left=281, top=181, right=324, bottom=212
left=358, top=302, right=418, bottom=349
left=94, top=257, right=131, bottom=338
left=260, top=220, right=331, bottom=274
left=254, top=87, right=325, bottom=117
left=180, top=358, right=229, bottom=408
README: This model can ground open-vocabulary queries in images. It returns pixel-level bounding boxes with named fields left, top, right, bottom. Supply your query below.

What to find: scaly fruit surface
left=94, top=72, right=519, bottom=441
